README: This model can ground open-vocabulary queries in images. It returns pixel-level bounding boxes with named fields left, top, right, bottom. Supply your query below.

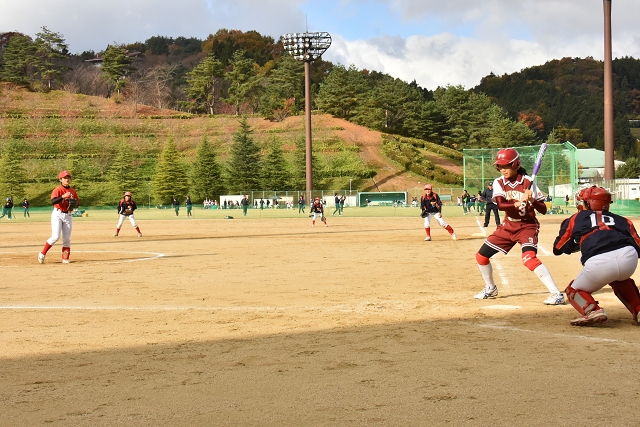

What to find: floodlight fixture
left=282, top=32, right=331, bottom=62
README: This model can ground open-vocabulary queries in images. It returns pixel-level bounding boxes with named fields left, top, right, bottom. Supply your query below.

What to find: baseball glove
left=420, top=209, right=428, bottom=218
left=321, top=216, right=326, bottom=222
left=67, top=198, right=78, bottom=209
left=125, top=208, right=133, bottom=215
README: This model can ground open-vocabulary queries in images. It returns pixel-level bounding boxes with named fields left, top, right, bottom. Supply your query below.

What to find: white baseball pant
left=424, top=212, right=449, bottom=229
left=117, top=214, right=138, bottom=229
left=47, top=208, right=72, bottom=247
left=312, top=212, right=324, bottom=221
left=572, top=246, right=638, bottom=293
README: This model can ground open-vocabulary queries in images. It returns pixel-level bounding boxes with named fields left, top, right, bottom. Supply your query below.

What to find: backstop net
left=463, top=142, right=578, bottom=201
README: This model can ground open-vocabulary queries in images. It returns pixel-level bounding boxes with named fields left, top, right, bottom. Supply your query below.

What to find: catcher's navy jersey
left=420, top=193, right=442, bottom=213
left=117, top=199, right=137, bottom=216
left=553, top=210, right=640, bottom=264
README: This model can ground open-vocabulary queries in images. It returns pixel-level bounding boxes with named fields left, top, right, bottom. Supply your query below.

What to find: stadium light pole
left=282, top=32, right=331, bottom=202
left=603, top=0, right=614, bottom=180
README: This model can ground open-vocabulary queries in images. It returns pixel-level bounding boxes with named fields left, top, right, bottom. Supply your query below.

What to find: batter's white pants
left=424, top=212, right=448, bottom=229
left=573, top=246, right=638, bottom=293
left=47, top=208, right=72, bottom=247
left=117, top=214, right=138, bottom=229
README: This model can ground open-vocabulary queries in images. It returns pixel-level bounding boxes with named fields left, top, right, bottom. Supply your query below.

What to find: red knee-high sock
left=610, top=279, right=640, bottom=316
left=135, top=227, right=141, bottom=233
left=116, top=228, right=120, bottom=234
left=62, top=247, right=70, bottom=260
left=425, top=227, right=431, bottom=237
left=42, top=242, right=52, bottom=255
left=445, top=225, right=454, bottom=235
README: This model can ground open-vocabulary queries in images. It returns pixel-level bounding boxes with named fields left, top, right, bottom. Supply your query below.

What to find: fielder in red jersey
left=38, top=171, right=79, bottom=264
left=473, top=148, right=565, bottom=305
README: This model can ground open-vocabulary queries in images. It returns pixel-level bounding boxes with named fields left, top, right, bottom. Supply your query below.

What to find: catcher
left=114, top=191, right=142, bottom=237
left=311, top=197, right=327, bottom=227
left=420, top=184, right=457, bottom=241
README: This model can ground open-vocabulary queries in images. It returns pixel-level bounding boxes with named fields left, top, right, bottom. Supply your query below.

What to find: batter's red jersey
left=492, top=174, right=544, bottom=222
left=51, top=185, right=79, bottom=212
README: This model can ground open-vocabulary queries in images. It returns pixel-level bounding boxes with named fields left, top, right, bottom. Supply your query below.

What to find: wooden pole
left=603, top=0, right=615, bottom=180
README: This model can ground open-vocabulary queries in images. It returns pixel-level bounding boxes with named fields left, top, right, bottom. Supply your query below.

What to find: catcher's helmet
left=424, top=184, right=432, bottom=190
left=124, top=192, right=132, bottom=197
left=494, top=148, right=520, bottom=170
left=583, top=186, right=612, bottom=211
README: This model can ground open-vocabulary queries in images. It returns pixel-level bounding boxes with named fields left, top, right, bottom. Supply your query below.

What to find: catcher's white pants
left=117, top=214, right=138, bottom=228
left=573, top=246, right=638, bottom=293
left=423, top=212, right=448, bottom=229
left=47, top=208, right=72, bottom=247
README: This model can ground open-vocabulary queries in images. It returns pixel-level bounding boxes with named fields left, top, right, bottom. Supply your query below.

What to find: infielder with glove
left=553, top=186, right=640, bottom=326
left=114, top=191, right=142, bottom=237
left=38, top=170, right=79, bottom=264
left=420, top=184, right=456, bottom=241
left=311, top=197, right=327, bottom=227
left=473, top=148, right=565, bottom=305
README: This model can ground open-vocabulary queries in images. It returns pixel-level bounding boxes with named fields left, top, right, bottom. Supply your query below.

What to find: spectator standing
left=173, top=198, right=180, bottom=216
left=1, top=197, right=13, bottom=220
left=298, top=195, right=305, bottom=214
left=340, top=195, right=346, bottom=215
left=482, top=182, right=500, bottom=227
left=22, top=198, right=30, bottom=219
left=461, top=190, right=471, bottom=214
left=185, top=196, right=193, bottom=217
left=241, top=195, right=249, bottom=216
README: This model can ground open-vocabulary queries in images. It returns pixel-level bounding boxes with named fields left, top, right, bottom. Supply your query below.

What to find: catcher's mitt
left=67, top=198, right=78, bottom=209
left=321, top=216, right=326, bottom=222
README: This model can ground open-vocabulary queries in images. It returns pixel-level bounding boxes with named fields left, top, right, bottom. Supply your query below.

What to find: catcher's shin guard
left=609, top=279, right=640, bottom=325
left=565, top=282, right=601, bottom=316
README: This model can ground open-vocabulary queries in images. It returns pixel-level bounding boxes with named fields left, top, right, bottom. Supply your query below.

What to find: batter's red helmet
left=124, top=192, right=132, bottom=197
left=583, top=186, right=612, bottom=211
left=424, top=184, right=432, bottom=190
left=494, top=148, right=520, bottom=170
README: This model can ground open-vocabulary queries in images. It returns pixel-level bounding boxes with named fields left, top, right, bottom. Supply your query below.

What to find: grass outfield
left=11, top=205, right=483, bottom=222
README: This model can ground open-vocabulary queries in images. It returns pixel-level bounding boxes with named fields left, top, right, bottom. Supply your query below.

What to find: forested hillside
left=474, top=56, right=640, bottom=157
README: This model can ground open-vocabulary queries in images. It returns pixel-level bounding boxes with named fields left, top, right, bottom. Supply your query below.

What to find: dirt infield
left=1, top=214, right=639, bottom=425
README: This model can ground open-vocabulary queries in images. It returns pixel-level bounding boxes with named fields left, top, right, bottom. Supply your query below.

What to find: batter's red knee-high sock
left=445, top=225, right=454, bottom=235
left=42, top=242, right=52, bottom=255
left=425, top=227, right=431, bottom=237
left=610, top=279, right=640, bottom=323
left=62, top=247, right=70, bottom=260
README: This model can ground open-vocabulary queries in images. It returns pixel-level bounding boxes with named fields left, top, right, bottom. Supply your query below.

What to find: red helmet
left=575, top=188, right=588, bottom=211
left=124, top=192, right=132, bottom=197
left=494, top=148, right=520, bottom=170
left=424, top=184, right=432, bottom=190
left=315, top=197, right=321, bottom=201
left=583, top=186, right=612, bottom=211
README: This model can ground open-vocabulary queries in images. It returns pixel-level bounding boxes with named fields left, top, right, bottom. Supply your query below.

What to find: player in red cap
left=310, top=197, right=327, bottom=227
left=114, top=191, right=142, bottom=237
left=38, top=171, right=79, bottom=264
left=420, top=184, right=456, bottom=241
left=473, top=148, right=565, bottom=305
left=554, top=186, right=640, bottom=326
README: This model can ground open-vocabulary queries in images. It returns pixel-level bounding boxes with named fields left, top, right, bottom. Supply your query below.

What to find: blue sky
left=2, top=0, right=640, bottom=89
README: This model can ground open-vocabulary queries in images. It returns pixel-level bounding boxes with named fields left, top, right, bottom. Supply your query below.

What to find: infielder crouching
left=311, top=197, right=327, bottom=227
left=38, top=170, right=78, bottom=264
left=553, top=186, right=640, bottom=326
left=420, top=184, right=457, bottom=241
left=114, top=191, right=142, bottom=237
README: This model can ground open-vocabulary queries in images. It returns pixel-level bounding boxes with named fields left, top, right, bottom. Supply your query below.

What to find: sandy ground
left=1, top=213, right=639, bottom=426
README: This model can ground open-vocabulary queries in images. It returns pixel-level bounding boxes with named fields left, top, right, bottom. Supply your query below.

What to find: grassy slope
left=0, top=84, right=463, bottom=202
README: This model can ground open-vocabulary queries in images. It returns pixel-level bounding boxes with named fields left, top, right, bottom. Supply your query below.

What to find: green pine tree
left=107, top=140, right=139, bottom=201
left=0, top=34, right=37, bottom=86
left=100, top=44, right=135, bottom=95
left=0, top=142, right=28, bottom=199
left=179, top=53, right=225, bottom=114
left=66, top=154, right=87, bottom=194
left=34, top=26, right=69, bottom=89
left=190, top=135, right=224, bottom=202
left=227, top=117, right=262, bottom=192
left=152, top=137, right=189, bottom=204
left=261, top=138, right=290, bottom=190
left=291, top=137, right=318, bottom=190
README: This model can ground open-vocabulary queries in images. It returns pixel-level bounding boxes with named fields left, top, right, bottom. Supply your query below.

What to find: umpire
left=482, top=182, right=500, bottom=227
